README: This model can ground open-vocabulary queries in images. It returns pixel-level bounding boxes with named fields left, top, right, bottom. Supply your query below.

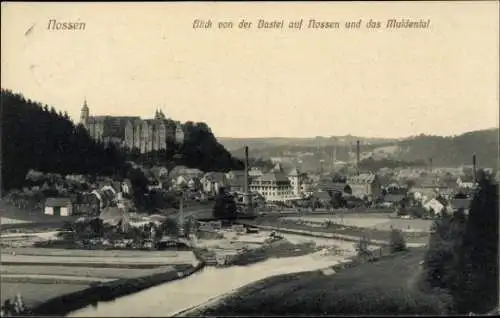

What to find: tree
left=388, top=228, right=407, bottom=253
left=213, top=187, right=237, bottom=221
left=159, top=218, right=180, bottom=237
left=453, top=171, right=498, bottom=314
left=356, top=236, right=372, bottom=259
left=422, top=211, right=459, bottom=291
left=127, top=167, right=149, bottom=210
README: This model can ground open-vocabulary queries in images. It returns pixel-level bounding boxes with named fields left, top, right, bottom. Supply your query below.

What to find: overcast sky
left=1, top=2, right=498, bottom=138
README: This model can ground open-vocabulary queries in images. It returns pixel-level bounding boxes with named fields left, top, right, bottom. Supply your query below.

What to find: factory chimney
left=243, top=146, right=251, bottom=210
left=472, top=154, right=477, bottom=183
left=356, top=140, right=360, bottom=175
left=429, top=157, right=433, bottom=174
left=244, top=146, right=249, bottom=196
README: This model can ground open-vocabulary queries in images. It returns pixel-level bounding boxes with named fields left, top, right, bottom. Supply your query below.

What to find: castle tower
left=80, top=98, right=89, bottom=128
left=154, top=107, right=166, bottom=120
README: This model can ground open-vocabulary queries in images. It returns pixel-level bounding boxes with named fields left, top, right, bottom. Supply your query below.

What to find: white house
left=423, top=197, right=448, bottom=215
left=456, top=175, right=476, bottom=189
left=44, top=198, right=73, bottom=216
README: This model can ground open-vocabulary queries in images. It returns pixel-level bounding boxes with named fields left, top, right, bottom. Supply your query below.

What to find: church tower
left=80, top=98, right=90, bottom=128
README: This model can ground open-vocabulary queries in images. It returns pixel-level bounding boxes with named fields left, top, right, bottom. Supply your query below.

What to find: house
left=300, top=179, right=314, bottom=195
left=76, top=193, right=101, bottom=216
left=449, top=197, right=472, bottom=215
left=346, top=173, right=382, bottom=201
left=248, top=168, right=264, bottom=178
left=174, top=175, right=189, bottom=187
left=423, top=196, right=448, bottom=215
left=384, top=194, right=406, bottom=206
left=169, top=166, right=204, bottom=179
left=318, top=176, right=351, bottom=195
left=151, top=166, right=169, bottom=180
left=201, top=172, right=227, bottom=194
left=226, top=170, right=246, bottom=181
left=287, top=168, right=305, bottom=196
left=249, top=164, right=295, bottom=202
left=101, top=185, right=117, bottom=195
left=147, top=180, right=163, bottom=191
left=121, top=179, right=133, bottom=196
left=99, top=207, right=130, bottom=231
left=456, top=175, right=476, bottom=189
left=226, top=170, right=247, bottom=192
left=44, top=198, right=73, bottom=216
left=187, top=177, right=202, bottom=190
left=90, top=190, right=103, bottom=208
left=313, top=190, right=331, bottom=205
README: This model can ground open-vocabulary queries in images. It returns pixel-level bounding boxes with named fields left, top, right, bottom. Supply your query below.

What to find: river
left=69, top=233, right=357, bottom=317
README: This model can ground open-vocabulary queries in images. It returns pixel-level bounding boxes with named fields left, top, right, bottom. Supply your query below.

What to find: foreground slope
left=190, top=248, right=452, bottom=316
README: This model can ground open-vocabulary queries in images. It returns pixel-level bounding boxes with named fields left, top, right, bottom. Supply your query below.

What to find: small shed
left=44, top=198, right=73, bottom=216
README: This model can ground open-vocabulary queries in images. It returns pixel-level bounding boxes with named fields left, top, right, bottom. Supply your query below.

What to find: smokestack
left=429, top=157, right=433, bottom=173
left=356, top=140, right=360, bottom=175
left=472, top=154, right=477, bottom=182
left=244, top=146, right=249, bottom=204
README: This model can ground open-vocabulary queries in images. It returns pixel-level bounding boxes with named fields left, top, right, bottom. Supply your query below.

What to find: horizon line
left=216, top=127, right=499, bottom=141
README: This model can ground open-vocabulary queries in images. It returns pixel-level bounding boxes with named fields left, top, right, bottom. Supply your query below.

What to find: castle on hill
left=79, top=99, right=184, bottom=153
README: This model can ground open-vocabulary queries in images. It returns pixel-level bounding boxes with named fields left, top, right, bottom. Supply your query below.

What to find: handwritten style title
left=192, top=18, right=431, bottom=30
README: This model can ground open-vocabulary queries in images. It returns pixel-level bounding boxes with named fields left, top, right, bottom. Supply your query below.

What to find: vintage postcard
left=1, top=1, right=499, bottom=317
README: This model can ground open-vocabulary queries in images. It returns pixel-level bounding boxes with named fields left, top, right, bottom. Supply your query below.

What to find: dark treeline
left=1, top=89, right=126, bottom=192
left=398, top=131, right=498, bottom=168
left=1, top=89, right=244, bottom=193
left=421, top=169, right=498, bottom=314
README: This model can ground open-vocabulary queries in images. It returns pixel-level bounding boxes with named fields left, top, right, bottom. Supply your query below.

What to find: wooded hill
left=1, top=89, right=243, bottom=193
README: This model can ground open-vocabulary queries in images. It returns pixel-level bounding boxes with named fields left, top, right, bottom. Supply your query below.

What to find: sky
left=1, top=2, right=499, bottom=139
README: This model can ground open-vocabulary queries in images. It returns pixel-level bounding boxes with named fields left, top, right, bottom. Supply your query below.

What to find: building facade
left=80, top=100, right=184, bottom=153
left=346, top=173, right=382, bottom=201
left=249, top=164, right=299, bottom=202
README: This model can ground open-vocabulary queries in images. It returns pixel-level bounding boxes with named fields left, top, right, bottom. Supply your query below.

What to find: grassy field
left=0, top=246, right=198, bottom=310
left=0, top=247, right=183, bottom=258
left=189, top=248, right=452, bottom=316
left=0, top=200, right=77, bottom=230
left=1, top=282, right=90, bottom=308
left=250, top=217, right=430, bottom=244
left=1, top=265, right=176, bottom=280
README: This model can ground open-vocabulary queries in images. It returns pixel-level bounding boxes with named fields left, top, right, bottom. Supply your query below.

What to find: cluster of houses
left=16, top=162, right=494, bottom=220
left=311, top=167, right=482, bottom=216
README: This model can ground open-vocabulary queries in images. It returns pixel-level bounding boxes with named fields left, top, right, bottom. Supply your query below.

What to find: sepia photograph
left=1, top=1, right=499, bottom=317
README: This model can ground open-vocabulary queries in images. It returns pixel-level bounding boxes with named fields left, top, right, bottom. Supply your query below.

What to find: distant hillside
left=223, top=129, right=499, bottom=171
left=217, top=136, right=400, bottom=151
left=396, top=129, right=499, bottom=168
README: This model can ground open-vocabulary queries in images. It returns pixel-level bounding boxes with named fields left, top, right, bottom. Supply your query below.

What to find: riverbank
left=176, top=243, right=399, bottom=316
left=182, top=248, right=452, bottom=316
left=68, top=252, right=352, bottom=317
left=29, top=257, right=205, bottom=316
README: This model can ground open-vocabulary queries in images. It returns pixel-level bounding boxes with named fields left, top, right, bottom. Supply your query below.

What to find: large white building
left=249, top=164, right=303, bottom=202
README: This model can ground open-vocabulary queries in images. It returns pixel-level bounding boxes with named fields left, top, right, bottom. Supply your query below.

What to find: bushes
left=389, top=228, right=407, bottom=253
left=356, top=236, right=373, bottom=259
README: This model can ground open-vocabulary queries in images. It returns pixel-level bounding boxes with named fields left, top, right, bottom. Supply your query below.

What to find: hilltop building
left=80, top=99, right=184, bottom=153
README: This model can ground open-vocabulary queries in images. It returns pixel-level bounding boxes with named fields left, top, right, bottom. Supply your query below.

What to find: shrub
left=389, top=228, right=407, bottom=253
left=356, top=236, right=372, bottom=259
